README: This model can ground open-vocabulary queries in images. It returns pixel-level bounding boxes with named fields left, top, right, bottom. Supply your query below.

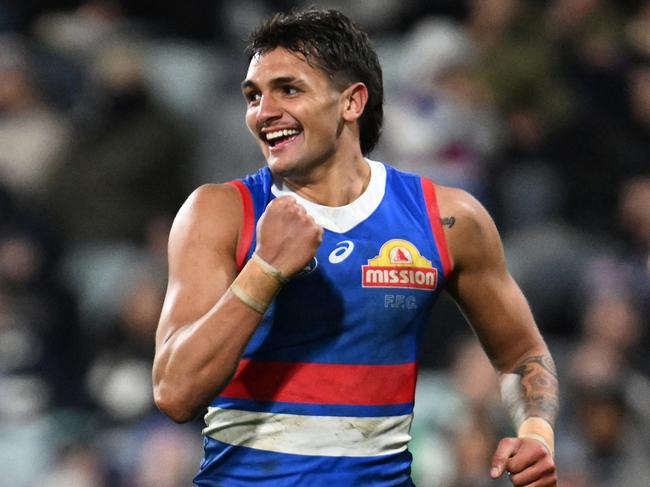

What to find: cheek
left=245, top=110, right=258, bottom=136
left=305, top=105, right=341, bottom=138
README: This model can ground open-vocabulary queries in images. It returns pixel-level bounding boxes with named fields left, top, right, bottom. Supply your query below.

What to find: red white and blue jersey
left=194, top=160, right=453, bottom=486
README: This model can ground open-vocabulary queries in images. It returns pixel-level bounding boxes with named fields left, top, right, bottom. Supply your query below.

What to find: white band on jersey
left=203, top=407, right=412, bottom=458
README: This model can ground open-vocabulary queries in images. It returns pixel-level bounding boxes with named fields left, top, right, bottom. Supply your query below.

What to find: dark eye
left=244, top=91, right=261, bottom=104
left=283, top=86, right=299, bottom=95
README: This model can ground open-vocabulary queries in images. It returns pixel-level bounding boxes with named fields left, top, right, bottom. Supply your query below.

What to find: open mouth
left=264, top=128, right=301, bottom=149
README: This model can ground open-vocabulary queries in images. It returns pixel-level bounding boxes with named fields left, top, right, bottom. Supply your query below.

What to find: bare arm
left=153, top=185, right=322, bottom=422
left=437, top=186, right=558, bottom=486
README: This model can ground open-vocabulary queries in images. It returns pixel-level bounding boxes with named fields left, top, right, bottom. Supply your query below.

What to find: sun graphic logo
left=362, top=240, right=438, bottom=290
left=389, top=246, right=413, bottom=264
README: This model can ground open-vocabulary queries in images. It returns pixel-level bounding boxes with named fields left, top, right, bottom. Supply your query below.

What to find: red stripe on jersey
left=227, top=180, right=255, bottom=271
left=220, top=359, right=417, bottom=406
left=421, top=178, right=453, bottom=278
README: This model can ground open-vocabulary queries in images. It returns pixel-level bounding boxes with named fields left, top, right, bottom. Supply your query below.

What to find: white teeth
left=265, top=128, right=300, bottom=141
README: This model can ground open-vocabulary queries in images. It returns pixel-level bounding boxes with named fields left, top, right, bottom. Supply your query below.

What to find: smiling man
left=152, top=9, right=559, bottom=487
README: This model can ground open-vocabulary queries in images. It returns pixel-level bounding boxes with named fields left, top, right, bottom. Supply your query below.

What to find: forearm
left=153, top=255, right=285, bottom=422
left=154, top=295, right=263, bottom=421
left=499, top=352, right=560, bottom=454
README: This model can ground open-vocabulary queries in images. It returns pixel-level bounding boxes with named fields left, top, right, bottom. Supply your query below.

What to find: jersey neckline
left=270, top=159, right=386, bottom=233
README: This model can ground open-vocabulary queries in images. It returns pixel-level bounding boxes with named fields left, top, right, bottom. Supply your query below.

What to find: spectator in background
left=615, top=176, right=650, bottom=375
left=0, top=34, right=70, bottom=205
left=540, top=0, right=644, bottom=238
left=468, top=0, right=575, bottom=155
left=0, top=186, right=85, bottom=485
left=381, top=16, right=503, bottom=203
left=32, top=3, right=193, bottom=351
left=36, top=445, right=108, bottom=487
left=43, top=35, right=190, bottom=244
left=565, top=382, right=650, bottom=487
left=613, top=56, right=650, bottom=185
left=625, top=1, right=650, bottom=60
left=84, top=261, right=165, bottom=423
left=129, top=423, right=202, bottom=487
left=464, top=0, right=575, bottom=234
left=560, top=340, right=650, bottom=486
left=551, top=257, right=650, bottom=486
left=450, top=409, right=501, bottom=487
left=545, top=0, right=628, bottom=121
left=0, top=183, right=82, bottom=406
left=410, top=338, right=510, bottom=487
left=1, top=4, right=197, bottom=485
left=568, top=174, right=650, bottom=375
left=566, top=292, right=643, bottom=390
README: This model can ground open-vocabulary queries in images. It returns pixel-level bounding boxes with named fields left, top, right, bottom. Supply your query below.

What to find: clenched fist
left=491, top=437, right=557, bottom=486
left=255, top=196, right=323, bottom=277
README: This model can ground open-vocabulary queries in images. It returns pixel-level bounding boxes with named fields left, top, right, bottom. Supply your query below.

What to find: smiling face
left=242, top=47, right=350, bottom=179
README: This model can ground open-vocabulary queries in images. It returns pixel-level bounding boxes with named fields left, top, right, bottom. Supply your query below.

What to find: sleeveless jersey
left=194, top=160, right=453, bottom=486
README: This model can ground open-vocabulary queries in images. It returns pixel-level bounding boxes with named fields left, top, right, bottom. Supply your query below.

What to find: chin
left=265, top=152, right=300, bottom=174
left=265, top=148, right=332, bottom=179
left=267, top=160, right=299, bottom=178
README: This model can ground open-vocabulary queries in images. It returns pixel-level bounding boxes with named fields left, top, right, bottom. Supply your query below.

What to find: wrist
left=229, top=254, right=285, bottom=314
left=518, top=416, right=555, bottom=457
left=251, top=252, right=289, bottom=284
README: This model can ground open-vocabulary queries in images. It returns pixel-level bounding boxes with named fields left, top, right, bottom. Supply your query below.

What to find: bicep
left=156, top=184, right=241, bottom=347
left=448, top=266, right=543, bottom=373
left=439, top=188, right=545, bottom=372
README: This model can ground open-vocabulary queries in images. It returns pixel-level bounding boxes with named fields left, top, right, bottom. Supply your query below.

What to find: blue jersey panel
left=212, top=396, right=414, bottom=417
left=195, top=437, right=415, bottom=487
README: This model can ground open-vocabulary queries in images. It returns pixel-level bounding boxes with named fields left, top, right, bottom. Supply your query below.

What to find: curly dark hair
left=245, top=8, right=384, bottom=155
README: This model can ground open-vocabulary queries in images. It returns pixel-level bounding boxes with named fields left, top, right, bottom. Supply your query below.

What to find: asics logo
left=295, top=257, right=318, bottom=277
left=329, top=240, right=355, bottom=264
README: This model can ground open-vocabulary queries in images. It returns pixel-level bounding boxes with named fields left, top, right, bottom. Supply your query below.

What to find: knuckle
left=277, top=196, right=297, bottom=211
left=499, top=438, right=515, bottom=449
left=271, top=196, right=286, bottom=206
left=543, top=462, right=557, bottom=475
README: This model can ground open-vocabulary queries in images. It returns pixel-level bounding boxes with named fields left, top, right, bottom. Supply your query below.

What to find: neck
left=280, top=152, right=371, bottom=207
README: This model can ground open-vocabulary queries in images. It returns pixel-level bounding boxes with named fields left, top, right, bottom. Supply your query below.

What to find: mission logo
left=362, top=240, right=438, bottom=290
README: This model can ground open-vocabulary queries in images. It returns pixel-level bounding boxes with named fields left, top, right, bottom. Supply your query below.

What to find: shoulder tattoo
left=440, top=216, right=456, bottom=228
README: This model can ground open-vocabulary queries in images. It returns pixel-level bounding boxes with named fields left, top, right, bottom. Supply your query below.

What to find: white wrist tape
left=230, top=283, right=267, bottom=314
left=252, top=253, right=289, bottom=284
left=518, top=417, right=555, bottom=457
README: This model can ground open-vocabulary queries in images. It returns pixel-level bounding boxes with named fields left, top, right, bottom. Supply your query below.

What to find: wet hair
left=245, top=8, right=384, bottom=155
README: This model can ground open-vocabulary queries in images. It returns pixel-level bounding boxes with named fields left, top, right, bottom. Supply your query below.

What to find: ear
left=341, top=82, right=368, bottom=123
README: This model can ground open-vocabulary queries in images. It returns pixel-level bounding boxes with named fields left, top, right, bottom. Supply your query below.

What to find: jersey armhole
left=227, top=180, right=255, bottom=271
left=420, top=177, right=453, bottom=279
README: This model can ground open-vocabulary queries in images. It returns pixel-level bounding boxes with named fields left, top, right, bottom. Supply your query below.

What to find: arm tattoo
left=510, top=354, right=559, bottom=427
left=440, top=216, right=456, bottom=228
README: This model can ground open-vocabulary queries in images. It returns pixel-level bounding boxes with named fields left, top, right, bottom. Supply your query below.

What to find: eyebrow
left=241, top=76, right=304, bottom=91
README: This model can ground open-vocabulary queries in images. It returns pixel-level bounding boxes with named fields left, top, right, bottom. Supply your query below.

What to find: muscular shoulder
left=169, top=183, right=242, bottom=257
left=435, top=185, right=504, bottom=274
left=178, top=183, right=241, bottom=219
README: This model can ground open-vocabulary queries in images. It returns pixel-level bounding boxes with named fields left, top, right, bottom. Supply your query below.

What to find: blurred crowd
left=0, top=1, right=648, bottom=486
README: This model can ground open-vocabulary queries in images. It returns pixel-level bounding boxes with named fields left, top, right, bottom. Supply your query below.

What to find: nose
left=256, top=93, right=282, bottom=126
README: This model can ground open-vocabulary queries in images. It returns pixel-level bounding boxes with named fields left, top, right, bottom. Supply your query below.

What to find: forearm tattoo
left=440, top=216, right=456, bottom=228
left=512, top=354, right=559, bottom=426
